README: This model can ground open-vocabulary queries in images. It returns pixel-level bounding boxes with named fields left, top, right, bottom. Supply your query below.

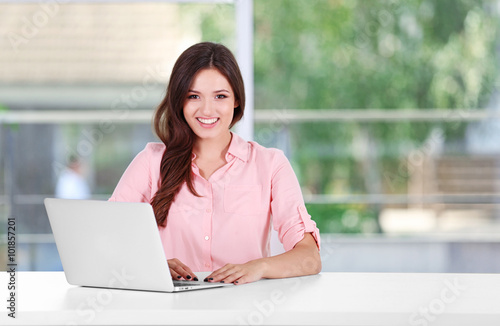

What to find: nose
left=200, top=99, right=214, bottom=116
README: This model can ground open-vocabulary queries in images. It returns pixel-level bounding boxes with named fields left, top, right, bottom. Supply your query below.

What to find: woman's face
left=183, top=68, right=238, bottom=142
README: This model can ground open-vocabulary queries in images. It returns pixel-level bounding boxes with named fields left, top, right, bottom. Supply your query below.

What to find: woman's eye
left=215, top=94, right=227, bottom=99
left=187, top=95, right=199, bottom=99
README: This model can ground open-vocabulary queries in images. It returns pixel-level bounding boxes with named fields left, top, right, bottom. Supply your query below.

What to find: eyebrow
left=188, top=89, right=231, bottom=93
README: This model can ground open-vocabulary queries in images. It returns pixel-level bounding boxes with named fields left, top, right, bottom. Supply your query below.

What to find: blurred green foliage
left=306, top=203, right=380, bottom=233
left=179, top=3, right=236, bottom=48
left=254, top=0, right=499, bottom=111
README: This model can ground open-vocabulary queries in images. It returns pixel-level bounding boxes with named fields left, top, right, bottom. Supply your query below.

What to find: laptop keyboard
left=173, top=281, right=204, bottom=287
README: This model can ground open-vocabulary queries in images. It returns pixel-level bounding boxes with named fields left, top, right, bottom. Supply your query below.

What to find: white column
left=235, top=0, right=254, bottom=141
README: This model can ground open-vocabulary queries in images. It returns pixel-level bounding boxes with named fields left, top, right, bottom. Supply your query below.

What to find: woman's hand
left=205, top=233, right=321, bottom=285
left=204, top=259, right=267, bottom=285
left=167, top=258, right=199, bottom=281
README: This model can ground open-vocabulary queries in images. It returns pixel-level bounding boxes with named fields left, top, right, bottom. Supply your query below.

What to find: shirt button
left=206, top=208, right=212, bottom=213
left=204, top=236, right=210, bottom=241
left=205, top=263, right=210, bottom=268
left=300, top=206, right=306, bottom=211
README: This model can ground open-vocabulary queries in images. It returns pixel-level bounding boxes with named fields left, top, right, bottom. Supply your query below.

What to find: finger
left=169, top=268, right=182, bottom=280
left=168, top=260, right=188, bottom=279
left=181, top=266, right=198, bottom=281
left=203, top=274, right=215, bottom=282
left=177, top=265, right=198, bottom=281
left=209, top=265, right=238, bottom=283
left=221, top=270, right=245, bottom=284
left=205, top=267, right=226, bottom=282
left=232, top=275, right=250, bottom=285
left=204, top=265, right=227, bottom=282
left=204, top=269, right=224, bottom=282
left=168, top=259, right=198, bottom=281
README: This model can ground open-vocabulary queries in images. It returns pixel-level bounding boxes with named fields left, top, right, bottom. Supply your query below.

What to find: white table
left=1, top=272, right=499, bottom=325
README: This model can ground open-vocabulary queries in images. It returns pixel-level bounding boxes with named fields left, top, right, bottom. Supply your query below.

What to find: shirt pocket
left=223, top=185, right=262, bottom=215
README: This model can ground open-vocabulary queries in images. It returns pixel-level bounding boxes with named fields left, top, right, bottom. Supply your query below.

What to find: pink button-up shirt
left=110, top=132, right=320, bottom=271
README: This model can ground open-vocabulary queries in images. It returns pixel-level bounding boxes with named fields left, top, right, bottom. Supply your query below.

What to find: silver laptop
left=44, top=198, right=231, bottom=292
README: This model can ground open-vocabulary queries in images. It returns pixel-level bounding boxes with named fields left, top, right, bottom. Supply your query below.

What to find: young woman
left=110, top=42, right=321, bottom=285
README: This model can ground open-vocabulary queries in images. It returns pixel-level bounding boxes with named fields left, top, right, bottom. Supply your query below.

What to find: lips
left=196, top=117, right=219, bottom=125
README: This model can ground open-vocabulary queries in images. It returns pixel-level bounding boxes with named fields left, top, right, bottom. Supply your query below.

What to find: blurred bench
left=383, top=155, right=500, bottom=233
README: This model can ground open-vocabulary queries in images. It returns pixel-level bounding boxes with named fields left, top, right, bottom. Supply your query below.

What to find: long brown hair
left=151, top=42, right=245, bottom=226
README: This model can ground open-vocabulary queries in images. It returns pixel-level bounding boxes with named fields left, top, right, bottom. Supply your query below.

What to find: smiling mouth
left=197, top=117, right=219, bottom=125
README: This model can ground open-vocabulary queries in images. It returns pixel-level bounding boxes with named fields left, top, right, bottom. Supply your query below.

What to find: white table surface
left=1, top=271, right=499, bottom=325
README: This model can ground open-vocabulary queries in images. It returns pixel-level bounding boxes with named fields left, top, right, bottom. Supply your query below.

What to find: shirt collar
left=191, top=132, right=249, bottom=163
left=226, top=131, right=249, bottom=162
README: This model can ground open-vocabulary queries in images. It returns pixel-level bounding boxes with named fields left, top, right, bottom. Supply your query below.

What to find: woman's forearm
left=205, top=233, right=321, bottom=284
left=260, top=233, right=321, bottom=279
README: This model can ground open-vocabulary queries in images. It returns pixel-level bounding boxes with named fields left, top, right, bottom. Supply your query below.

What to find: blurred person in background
left=55, top=155, right=91, bottom=199
left=109, top=42, right=321, bottom=285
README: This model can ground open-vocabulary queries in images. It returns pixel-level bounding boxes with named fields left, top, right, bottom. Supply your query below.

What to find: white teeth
left=197, top=118, right=218, bottom=124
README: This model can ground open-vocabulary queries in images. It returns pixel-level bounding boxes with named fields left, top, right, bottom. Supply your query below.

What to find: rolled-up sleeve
left=270, top=152, right=321, bottom=251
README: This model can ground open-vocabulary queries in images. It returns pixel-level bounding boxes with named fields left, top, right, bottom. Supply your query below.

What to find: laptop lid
left=44, top=198, right=226, bottom=292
